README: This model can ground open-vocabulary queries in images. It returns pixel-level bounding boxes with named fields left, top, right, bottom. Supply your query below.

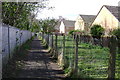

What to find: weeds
left=3, top=37, right=33, bottom=78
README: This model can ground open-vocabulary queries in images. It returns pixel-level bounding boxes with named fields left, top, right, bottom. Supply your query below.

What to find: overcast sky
left=36, top=0, right=120, bottom=20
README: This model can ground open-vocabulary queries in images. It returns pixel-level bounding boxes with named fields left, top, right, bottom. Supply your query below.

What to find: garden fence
left=40, top=33, right=120, bottom=79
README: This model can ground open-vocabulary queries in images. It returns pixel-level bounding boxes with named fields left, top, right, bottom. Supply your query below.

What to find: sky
left=36, top=0, right=120, bottom=20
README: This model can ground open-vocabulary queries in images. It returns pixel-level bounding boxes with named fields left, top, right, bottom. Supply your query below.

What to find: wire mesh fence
left=41, top=33, right=120, bottom=79
left=77, top=36, right=109, bottom=78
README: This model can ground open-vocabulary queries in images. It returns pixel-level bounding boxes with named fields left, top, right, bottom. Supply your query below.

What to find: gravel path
left=16, top=37, right=65, bottom=79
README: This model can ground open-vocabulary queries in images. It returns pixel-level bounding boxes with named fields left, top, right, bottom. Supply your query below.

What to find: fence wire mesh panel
left=115, top=39, right=120, bottom=78
left=64, top=35, right=75, bottom=69
left=57, top=35, right=63, bottom=54
left=77, top=35, right=109, bottom=79
left=44, top=33, right=120, bottom=79
left=116, top=51, right=120, bottom=78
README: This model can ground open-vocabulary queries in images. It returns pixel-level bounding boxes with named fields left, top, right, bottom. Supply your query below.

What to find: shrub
left=111, top=28, right=120, bottom=39
left=69, top=30, right=75, bottom=35
left=90, top=25, right=104, bottom=38
left=69, top=30, right=84, bottom=35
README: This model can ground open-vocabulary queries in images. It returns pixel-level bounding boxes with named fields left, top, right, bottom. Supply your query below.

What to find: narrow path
left=16, top=37, right=65, bottom=79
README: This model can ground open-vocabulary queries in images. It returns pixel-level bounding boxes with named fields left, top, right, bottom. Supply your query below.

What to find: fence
left=1, top=23, right=34, bottom=67
left=40, top=33, right=120, bottom=79
left=78, top=35, right=111, bottom=47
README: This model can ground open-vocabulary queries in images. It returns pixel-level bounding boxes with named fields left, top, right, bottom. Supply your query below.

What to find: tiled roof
left=80, top=15, right=96, bottom=24
left=104, top=5, right=120, bottom=21
left=63, top=20, right=75, bottom=27
left=54, top=20, right=61, bottom=30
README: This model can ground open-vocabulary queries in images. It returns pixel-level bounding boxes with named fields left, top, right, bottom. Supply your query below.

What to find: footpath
left=3, top=37, right=65, bottom=80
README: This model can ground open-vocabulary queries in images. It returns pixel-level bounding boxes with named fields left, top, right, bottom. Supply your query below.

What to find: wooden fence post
left=108, top=36, right=117, bottom=80
left=42, top=32, right=44, bottom=42
left=74, top=34, right=78, bottom=76
left=55, top=34, right=58, bottom=58
left=118, top=39, right=120, bottom=54
left=62, top=34, right=65, bottom=64
left=47, top=33, right=49, bottom=46
left=51, top=34, right=53, bottom=48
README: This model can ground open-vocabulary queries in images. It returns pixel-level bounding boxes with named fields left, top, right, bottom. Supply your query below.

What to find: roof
left=54, top=20, right=61, bottom=30
left=62, top=20, right=75, bottom=27
left=104, top=5, right=120, bottom=21
left=80, top=15, right=96, bottom=24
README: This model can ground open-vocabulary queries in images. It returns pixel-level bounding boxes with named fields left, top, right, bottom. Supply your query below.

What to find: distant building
left=54, top=16, right=65, bottom=33
left=92, top=5, right=120, bottom=35
left=75, top=15, right=96, bottom=34
left=60, top=20, right=75, bottom=34
left=54, top=20, right=61, bottom=33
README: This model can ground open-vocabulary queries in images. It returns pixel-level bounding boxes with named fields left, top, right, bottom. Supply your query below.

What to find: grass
left=54, top=35, right=120, bottom=79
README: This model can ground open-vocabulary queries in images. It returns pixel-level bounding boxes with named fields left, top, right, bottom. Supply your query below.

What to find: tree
left=40, top=18, right=58, bottom=34
left=90, top=24, right=104, bottom=39
left=2, top=1, right=48, bottom=30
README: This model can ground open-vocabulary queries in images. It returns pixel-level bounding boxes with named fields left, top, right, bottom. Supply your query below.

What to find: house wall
left=54, top=30, right=59, bottom=33
left=0, top=23, right=2, bottom=80
left=60, top=21, right=65, bottom=33
left=2, top=24, right=34, bottom=67
left=65, top=27, right=74, bottom=34
left=92, top=6, right=119, bottom=35
left=75, top=16, right=85, bottom=31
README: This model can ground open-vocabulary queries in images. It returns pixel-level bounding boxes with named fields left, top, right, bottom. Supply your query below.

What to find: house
left=92, top=5, right=120, bottom=35
left=54, top=20, right=61, bottom=33
left=75, top=15, right=96, bottom=34
left=60, top=20, right=75, bottom=34
left=54, top=16, right=65, bottom=33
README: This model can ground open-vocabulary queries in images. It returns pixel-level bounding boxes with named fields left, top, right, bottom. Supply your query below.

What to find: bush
left=111, top=28, right=120, bottom=39
left=68, top=30, right=84, bottom=35
left=69, top=30, right=75, bottom=35
left=90, top=25, right=104, bottom=38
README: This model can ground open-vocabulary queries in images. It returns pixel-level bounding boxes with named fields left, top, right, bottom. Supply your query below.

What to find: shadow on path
left=3, top=37, right=65, bottom=80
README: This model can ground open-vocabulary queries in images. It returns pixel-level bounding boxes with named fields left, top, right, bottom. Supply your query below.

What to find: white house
left=60, top=20, right=75, bottom=34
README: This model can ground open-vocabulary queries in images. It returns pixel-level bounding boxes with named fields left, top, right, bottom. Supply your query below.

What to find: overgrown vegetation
left=90, top=25, right=104, bottom=38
